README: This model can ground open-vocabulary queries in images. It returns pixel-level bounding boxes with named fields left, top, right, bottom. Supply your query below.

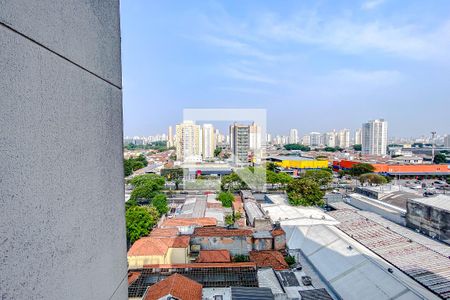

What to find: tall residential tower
left=362, top=119, right=388, bottom=155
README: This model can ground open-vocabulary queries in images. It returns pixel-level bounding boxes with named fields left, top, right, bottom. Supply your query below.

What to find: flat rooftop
left=409, top=194, right=450, bottom=212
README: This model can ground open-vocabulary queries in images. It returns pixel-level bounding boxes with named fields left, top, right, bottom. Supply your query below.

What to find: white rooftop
left=409, top=194, right=450, bottom=211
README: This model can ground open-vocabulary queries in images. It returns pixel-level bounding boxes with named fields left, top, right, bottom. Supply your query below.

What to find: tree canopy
left=152, top=194, right=169, bottom=216
left=434, top=153, right=447, bottom=164
left=125, top=206, right=158, bottom=244
left=349, top=163, right=375, bottom=177
left=359, top=173, right=388, bottom=185
left=286, top=178, right=325, bottom=206
left=124, top=154, right=148, bottom=176
left=221, top=172, right=248, bottom=192
left=129, top=174, right=165, bottom=201
left=352, top=144, right=362, bottom=151
left=302, top=169, right=333, bottom=187
left=217, top=191, right=235, bottom=207
left=284, top=144, right=311, bottom=151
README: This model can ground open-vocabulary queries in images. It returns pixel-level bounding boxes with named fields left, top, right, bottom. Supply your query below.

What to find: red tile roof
left=143, top=273, right=202, bottom=300
left=197, top=250, right=231, bottom=263
left=127, top=271, right=141, bottom=285
left=149, top=228, right=179, bottom=237
left=192, top=226, right=253, bottom=237
left=128, top=236, right=190, bottom=256
left=271, top=228, right=285, bottom=237
left=249, top=251, right=289, bottom=270
left=161, top=217, right=217, bottom=228
left=144, top=262, right=257, bottom=269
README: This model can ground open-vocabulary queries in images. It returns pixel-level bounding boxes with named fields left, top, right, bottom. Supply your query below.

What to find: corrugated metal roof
left=409, top=194, right=450, bottom=212
left=329, top=209, right=450, bottom=299
left=231, top=287, right=274, bottom=300
left=298, top=288, right=333, bottom=300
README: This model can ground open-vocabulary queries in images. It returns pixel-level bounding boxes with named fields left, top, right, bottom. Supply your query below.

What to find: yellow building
left=127, top=229, right=190, bottom=269
left=269, top=156, right=328, bottom=169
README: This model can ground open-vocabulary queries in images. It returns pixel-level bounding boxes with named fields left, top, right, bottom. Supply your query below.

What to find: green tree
left=303, top=169, right=333, bottom=187
left=284, top=144, right=311, bottom=151
left=285, top=255, right=296, bottom=266
left=129, top=174, right=165, bottom=187
left=349, top=163, right=375, bottom=177
left=359, top=173, right=388, bottom=185
left=129, top=175, right=165, bottom=201
left=233, top=255, right=250, bottom=262
left=277, top=172, right=293, bottom=187
left=324, top=146, right=337, bottom=152
left=287, top=178, right=325, bottom=206
left=124, top=159, right=134, bottom=177
left=225, top=211, right=242, bottom=225
left=353, top=144, right=362, bottom=151
left=266, top=162, right=277, bottom=172
left=217, top=191, right=235, bottom=207
left=221, top=172, right=248, bottom=192
left=214, top=147, right=222, bottom=157
left=152, top=193, right=169, bottom=216
left=434, top=153, right=447, bottom=164
left=135, top=154, right=148, bottom=167
left=126, top=206, right=157, bottom=244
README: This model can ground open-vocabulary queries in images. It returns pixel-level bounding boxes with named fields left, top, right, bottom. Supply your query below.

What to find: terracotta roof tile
left=143, top=273, right=202, bottom=300
left=127, top=271, right=141, bottom=285
left=128, top=236, right=190, bottom=256
left=161, top=217, right=217, bottom=228
left=149, top=227, right=179, bottom=237
left=271, top=228, right=285, bottom=237
left=197, top=250, right=231, bottom=263
left=249, top=250, right=289, bottom=270
left=193, top=226, right=253, bottom=237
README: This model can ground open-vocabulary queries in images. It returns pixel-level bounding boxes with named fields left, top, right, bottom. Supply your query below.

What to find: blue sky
left=121, top=0, right=450, bottom=137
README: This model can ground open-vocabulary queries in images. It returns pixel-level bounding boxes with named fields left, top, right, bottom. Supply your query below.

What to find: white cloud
left=362, top=0, right=386, bottom=10
left=221, top=65, right=278, bottom=84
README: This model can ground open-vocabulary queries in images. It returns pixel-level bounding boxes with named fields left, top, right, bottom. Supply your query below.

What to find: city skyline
left=121, top=1, right=450, bottom=137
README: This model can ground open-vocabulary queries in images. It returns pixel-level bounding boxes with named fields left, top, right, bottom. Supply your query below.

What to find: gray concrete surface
left=0, top=0, right=122, bottom=87
left=0, top=1, right=127, bottom=299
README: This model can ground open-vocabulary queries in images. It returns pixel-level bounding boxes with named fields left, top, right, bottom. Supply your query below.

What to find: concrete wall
left=406, top=201, right=450, bottom=244
left=191, top=236, right=253, bottom=255
left=0, top=1, right=127, bottom=299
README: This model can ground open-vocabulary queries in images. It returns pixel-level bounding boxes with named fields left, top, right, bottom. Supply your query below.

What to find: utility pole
left=431, top=131, right=437, bottom=163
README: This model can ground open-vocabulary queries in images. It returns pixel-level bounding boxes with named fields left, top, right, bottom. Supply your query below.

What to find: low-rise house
left=271, top=225, right=286, bottom=251
left=249, top=250, right=289, bottom=271
left=160, top=217, right=217, bottom=234
left=142, top=273, right=202, bottom=300
left=196, top=249, right=231, bottom=263
left=253, top=231, right=273, bottom=251
left=191, top=227, right=253, bottom=255
left=127, top=235, right=190, bottom=269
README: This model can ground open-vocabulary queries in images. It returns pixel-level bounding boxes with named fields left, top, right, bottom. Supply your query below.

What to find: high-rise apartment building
left=175, top=121, right=202, bottom=161
left=310, top=132, right=322, bottom=147
left=289, top=128, right=299, bottom=144
left=355, top=128, right=362, bottom=145
left=338, top=129, right=350, bottom=148
left=230, top=123, right=250, bottom=164
left=445, top=135, right=450, bottom=148
left=168, top=126, right=174, bottom=147
left=202, top=124, right=216, bottom=160
left=362, top=119, right=388, bottom=155
left=323, top=131, right=337, bottom=147
left=301, top=135, right=311, bottom=146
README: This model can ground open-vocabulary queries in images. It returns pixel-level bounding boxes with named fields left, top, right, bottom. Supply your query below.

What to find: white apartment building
left=310, top=132, right=322, bottom=147
left=445, top=135, right=450, bottom=148
left=289, top=128, right=299, bottom=144
left=168, top=126, right=174, bottom=147
left=355, top=128, right=362, bottom=145
left=202, top=124, right=216, bottom=160
left=362, top=119, right=388, bottom=155
left=175, top=120, right=202, bottom=161
left=337, top=129, right=350, bottom=148
left=323, top=131, right=337, bottom=147
left=301, top=135, right=311, bottom=146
